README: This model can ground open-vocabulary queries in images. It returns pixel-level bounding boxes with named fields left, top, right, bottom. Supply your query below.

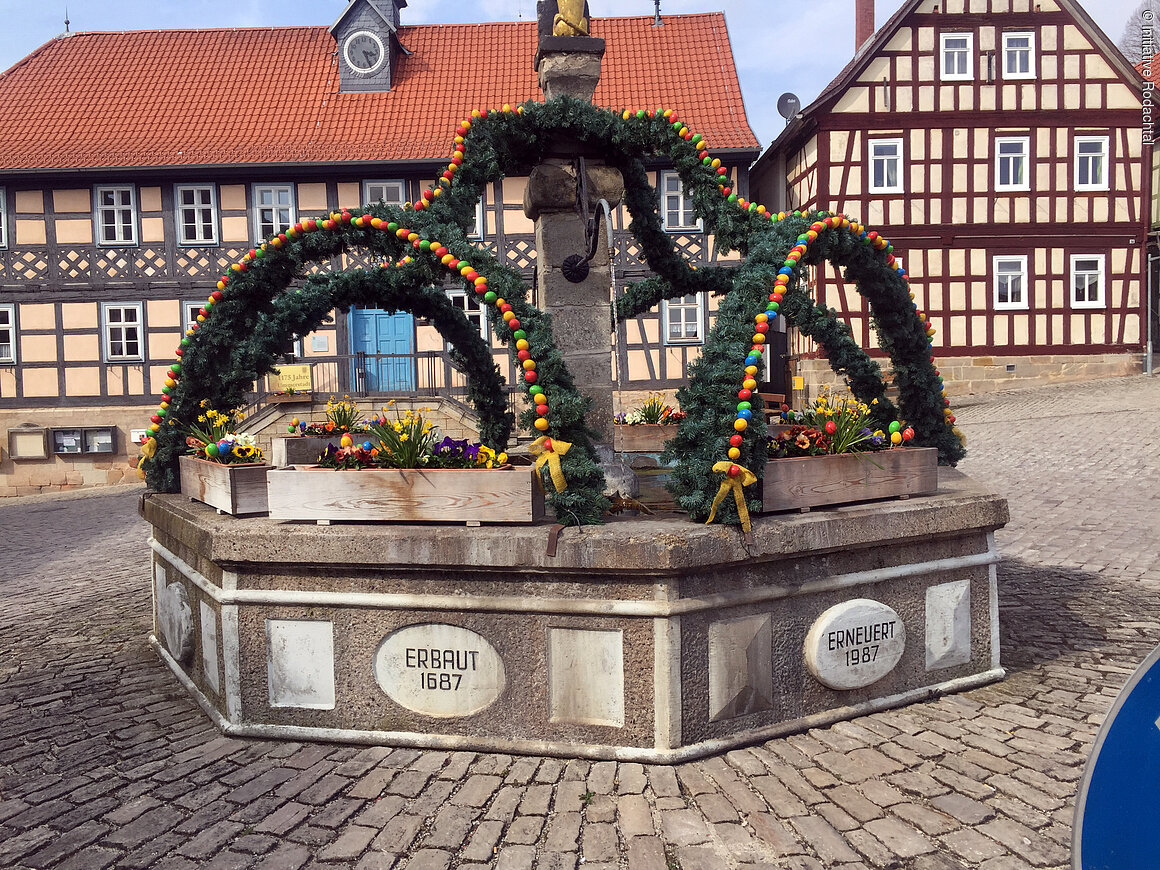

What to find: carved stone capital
left=535, top=39, right=606, bottom=102
left=524, top=162, right=579, bottom=220
left=583, top=166, right=625, bottom=209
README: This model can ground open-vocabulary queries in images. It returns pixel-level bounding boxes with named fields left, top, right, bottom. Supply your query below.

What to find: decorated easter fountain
left=138, top=8, right=1007, bottom=761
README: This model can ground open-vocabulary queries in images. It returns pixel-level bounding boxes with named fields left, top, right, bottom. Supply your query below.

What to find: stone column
left=528, top=34, right=621, bottom=445
left=524, top=161, right=623, bottom=443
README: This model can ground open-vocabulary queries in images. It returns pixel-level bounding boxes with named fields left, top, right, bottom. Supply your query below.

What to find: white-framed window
left=95, top=186, right=138, bottom=246
left=663, top=293, right=705, bottom=343
left=661, top=171, right=702, bottom=231
left=1075, top=136, right=1109, bottom=191
left=1002, top=31, right=1035, bottom=79
left=467, top=196, right=485, bottom=240
left=253, top=184, right=295, bottom=241
left=0, top=186, right=7, bottom=249
left=363, top=180, right=407, bottom=208
left=868, top=139, right=904, bottom=194
left=102, top=303, right=143, bottom=361
left=993, top=256, right=1028, bottom=310
left=446, top=286, right=489, bottom=341
left=0, top=304, right=15, bottom=364
left=940, top=33, right=973, bottom=80
left=1070, top=254, right=1105, bottom=309
left=175, top=185, right=218, bottom=246
left=183, top=300, right=205, bottom=334
left=995, top=137, right=1030, bottom=191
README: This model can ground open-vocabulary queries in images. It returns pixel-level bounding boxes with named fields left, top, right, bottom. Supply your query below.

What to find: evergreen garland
left=143, top=95, right=961, bottom=530
left=662, top=265, right=771, bottom=523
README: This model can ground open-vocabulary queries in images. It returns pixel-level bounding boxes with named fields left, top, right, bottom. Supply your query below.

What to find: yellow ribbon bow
left=136, top=436, right=157, bottom=479
left=528, top=435, right=572, bottom=493
left=705, top=460, right=758, bottom=532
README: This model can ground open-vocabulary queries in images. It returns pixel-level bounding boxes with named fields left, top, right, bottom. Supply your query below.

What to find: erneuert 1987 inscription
left=805, top=599, right=906, bottom=690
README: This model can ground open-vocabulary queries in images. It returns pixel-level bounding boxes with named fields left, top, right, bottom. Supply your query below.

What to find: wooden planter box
left=267, top=465, right=545, bottom=525
left=269, top=435, right=337, bottom=468
left=178, top=454, right=271, bottom=516
left=760, top=447, right=938, bottom=513
left=613, top=424, right=677, bottom=453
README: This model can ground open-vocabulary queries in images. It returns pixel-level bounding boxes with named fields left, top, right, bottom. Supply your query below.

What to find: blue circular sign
left=1074, top=642, right=1160, bottom=868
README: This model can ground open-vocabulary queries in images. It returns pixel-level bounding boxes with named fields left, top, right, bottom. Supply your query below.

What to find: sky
left=0, top=0, right=1146, bottom=149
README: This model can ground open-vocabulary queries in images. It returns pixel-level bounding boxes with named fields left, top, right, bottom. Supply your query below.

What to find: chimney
left=856, top=0, right=875, bottom=52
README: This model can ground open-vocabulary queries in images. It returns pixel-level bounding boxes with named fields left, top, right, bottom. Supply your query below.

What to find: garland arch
left=254, top=267, right=515, bottom=449
left=141, top=95, right=963, bottom=529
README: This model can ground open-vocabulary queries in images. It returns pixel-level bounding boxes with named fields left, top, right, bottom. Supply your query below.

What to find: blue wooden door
left=350, top=308, right=415, bottom=392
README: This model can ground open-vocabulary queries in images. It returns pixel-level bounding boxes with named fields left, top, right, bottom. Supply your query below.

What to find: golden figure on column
left=538, top=0, right=591, bottom=38
left=553, top=0, right=590, bottom=36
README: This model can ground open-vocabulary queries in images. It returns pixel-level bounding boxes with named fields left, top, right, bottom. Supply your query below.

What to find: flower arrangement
left=366, top=406, right=440, bottom=468
left=315, top=405, right=508, bottom=471
left=614, top=393, right=686, bottom=426
left=287, top=395, right=368, bottom=437
left=769, top=388, right=913, bottom=459
left=428, top=437, right=508, bottom=470
left=185, top=401, right=265, bottom=464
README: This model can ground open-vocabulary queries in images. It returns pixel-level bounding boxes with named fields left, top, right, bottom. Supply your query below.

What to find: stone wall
left=0, top=405, right=147, bottom=497
left=613, top=388, right=682, bottom=416
left=792, top=351, right=1145, bottom=403
left=252, top=396, right=484, bottom=456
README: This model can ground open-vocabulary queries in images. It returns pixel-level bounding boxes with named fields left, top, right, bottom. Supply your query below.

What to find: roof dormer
left=330, top=0, right=409, bottom=93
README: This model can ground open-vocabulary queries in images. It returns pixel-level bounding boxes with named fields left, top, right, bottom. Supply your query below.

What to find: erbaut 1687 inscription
left=375, top=624, right=506, bottom=717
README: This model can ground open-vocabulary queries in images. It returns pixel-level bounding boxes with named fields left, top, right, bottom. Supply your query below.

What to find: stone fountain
left=141, top=5, right=1008, bottom=762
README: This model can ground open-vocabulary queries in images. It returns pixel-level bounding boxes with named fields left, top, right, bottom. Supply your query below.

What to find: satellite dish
left=777, top=92, right=801, bottom=121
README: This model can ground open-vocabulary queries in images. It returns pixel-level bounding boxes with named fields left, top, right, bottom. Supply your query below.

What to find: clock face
left=344, top=30, right=385, bottom=74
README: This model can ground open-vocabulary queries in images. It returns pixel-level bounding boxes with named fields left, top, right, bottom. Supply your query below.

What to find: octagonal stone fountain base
left=141, top=469, right=1007, bottom=762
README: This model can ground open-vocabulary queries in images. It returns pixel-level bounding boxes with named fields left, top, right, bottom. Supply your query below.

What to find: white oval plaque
left=804, top=599, right=906, bottom=690
left=373, top=624, right=506, bottom=718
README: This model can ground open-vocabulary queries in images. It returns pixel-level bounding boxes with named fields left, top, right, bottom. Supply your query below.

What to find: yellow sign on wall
left=792, top=376, right=804, bottom=391
left=271, top=365, right=312, bottom=392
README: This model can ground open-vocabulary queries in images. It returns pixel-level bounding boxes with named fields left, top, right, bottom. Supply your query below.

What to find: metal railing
left=241, top=350, right=520, bottom=421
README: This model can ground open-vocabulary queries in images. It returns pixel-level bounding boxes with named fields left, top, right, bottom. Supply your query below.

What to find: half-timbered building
left=0, top=0, right=760, bottom=495
left=751, top=0, right=1149, bottom=396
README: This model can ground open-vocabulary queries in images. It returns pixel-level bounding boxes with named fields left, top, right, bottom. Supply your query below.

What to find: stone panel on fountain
left=155, top=563, right=193, bottom=665
left=708, top=614, right=773, bottom=722
left=266, top=619, right=336, bottom=709
left=201, top=600, right=220, bottom=695
left=925, top=579, right=973, bottom=670
left=548, top=627, right=624, bottom=727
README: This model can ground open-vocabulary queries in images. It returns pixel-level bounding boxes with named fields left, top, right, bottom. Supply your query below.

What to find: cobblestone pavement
left=3, top=375, right=1160, bottom=870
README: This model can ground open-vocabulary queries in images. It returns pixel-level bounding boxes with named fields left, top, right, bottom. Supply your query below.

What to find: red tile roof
left=1138, top=52, right=1160, bottom=85
left=0, top=14, right=759, bottom=171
